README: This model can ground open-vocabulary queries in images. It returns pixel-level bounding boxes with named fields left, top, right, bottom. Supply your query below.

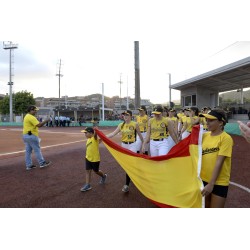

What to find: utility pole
left=118, top=73, right=122, bottom=111
left=134, top=41, right=141, bottom=109
left=126, top=76, right=129, bottom=110
left=56, top=59, right=63, bottom=116
left=101, top=83, right=105, bottom=121
left=3, top=41, right=18, bottom=122
left=168, top=73, right=171, bottom=108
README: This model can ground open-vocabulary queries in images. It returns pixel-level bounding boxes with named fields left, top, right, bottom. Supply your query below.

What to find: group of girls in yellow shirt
left=83, top=105, right=233, bottom=208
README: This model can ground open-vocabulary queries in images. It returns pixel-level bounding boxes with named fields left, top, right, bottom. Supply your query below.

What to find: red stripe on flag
left=95, top=127, right=201, bottom=161
left=149, top=199, right=177, bottom=208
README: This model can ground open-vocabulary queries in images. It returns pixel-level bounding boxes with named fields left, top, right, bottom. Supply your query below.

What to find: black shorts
left=203, top=181, right=229, bottom=198
left=85, top=158, right=100, bottom=172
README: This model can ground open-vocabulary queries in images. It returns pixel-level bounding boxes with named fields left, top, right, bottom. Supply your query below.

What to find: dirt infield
left=0, top=126, right=249, bottom=208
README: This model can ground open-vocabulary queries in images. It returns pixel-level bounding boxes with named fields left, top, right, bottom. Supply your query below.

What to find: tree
left=0, top=91, right=35, bottom=115
left=129, top=103, right=135, bottom=109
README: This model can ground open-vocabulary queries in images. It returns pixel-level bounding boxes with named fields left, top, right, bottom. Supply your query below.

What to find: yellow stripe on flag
left=96, top=126, right=203, bottom=208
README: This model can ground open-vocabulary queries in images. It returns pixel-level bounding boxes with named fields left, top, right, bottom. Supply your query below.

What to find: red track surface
left=0, top=126, right=249, bottom=208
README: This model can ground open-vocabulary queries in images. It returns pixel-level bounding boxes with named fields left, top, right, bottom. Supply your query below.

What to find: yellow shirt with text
left=136, top=115, right=148, bottom=132
left=201, top=131, right=233, bottom=186
left=118, top=121, right=137, bottom=142
left=149, top=117, right=169, bottom=140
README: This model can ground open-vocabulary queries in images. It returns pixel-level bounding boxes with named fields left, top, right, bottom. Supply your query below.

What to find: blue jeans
left=23, top=134, right=45, bottom=167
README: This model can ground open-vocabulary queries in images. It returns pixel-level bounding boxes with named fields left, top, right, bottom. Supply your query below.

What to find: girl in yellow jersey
left=80, top=127, right=107, bottom=192
left=168, top=109, right=178, bottom=151
left=199, top=107, right=210, bottom=132
left=107, top=110, right=144, bottom=193
left=180, top=108, right=192, bottom=139
left=177, top=108, right=187, bottom=140
left=177, top=109, right=184, bottom=132
left=135, top=105, right=150, bottom=155
left=199, top=109, right=233, bottom=208
left=181, top=107, right=200, bottom=139
left=142, top=106, right=178, bottom=156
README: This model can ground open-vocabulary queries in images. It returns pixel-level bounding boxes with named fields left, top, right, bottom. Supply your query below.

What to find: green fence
left=0, top=120, right=121, bottom=128
left=0, top=121, right=242, bottom=136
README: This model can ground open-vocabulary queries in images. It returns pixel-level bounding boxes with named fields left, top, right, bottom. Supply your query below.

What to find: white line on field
left=230, top=181, right=250, bottom=193
left=0, top=140, right=85, bottom=156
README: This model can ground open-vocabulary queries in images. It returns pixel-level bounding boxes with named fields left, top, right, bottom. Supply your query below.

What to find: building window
left=182, top=94, right=196, bottom=107
left=192, top=95, right=196, bottom=106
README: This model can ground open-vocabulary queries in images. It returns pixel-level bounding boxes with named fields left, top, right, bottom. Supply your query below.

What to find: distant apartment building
left=33, top=94, right=153, bottom=121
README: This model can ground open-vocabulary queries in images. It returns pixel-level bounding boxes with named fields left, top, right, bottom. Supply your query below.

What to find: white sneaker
left=122, top=185, right=129, bottom=193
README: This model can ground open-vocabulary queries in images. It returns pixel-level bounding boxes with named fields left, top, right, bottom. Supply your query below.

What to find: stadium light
left=3, top=41, right=18, bottom=122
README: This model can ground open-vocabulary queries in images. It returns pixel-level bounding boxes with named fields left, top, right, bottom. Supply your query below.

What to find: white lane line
left=1, top=128, right=110, bottom=135
left=0, top=139, right=85, bottom=157
left=1, top=128, right=82, bottom=135
left=230, top=181, right=250, bottom=193
left=0, top=150, right=25, bottom=156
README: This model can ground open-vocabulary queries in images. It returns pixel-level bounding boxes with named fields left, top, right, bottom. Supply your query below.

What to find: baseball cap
left=152, top=106, right=163, bottom=115
left=81, top=127, right=94, bottom=133
left=169, top=109, right=176, bottom=112
left=199, top=110, right=226, bottom=122
left=122, top=110, right=132, bottom=116
left=138, top=105, right=147, bottom=111
left=27, top=105, right=39, bottom=112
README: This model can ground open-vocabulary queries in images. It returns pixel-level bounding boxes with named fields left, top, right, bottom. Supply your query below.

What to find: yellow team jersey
left=185, top=117, right=192, bottom=132
left=181, top=115, right=187, bottom=124
left=201, top=131, right=233, bottom=186
left=177, top=112, right=184, bottom=119
left=86, top=136, right=100, bottom=162
left=136, top=115, right=148, bottom=132
left=23, top=114, right=39, bottom=136
left=169, top=116, right=177, bottom=125
left=118, top=121, right=137, bottom=142
left=167, top=117, right=177, bottom=135
left=191, top=115, right=200, bottom=125
left=200, top=117, right=208, bottom=130
left=149, top=117, right=169, bottom=140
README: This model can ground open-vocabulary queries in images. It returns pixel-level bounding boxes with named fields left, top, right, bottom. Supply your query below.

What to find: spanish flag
left=96, top=125, right=203, bottom=208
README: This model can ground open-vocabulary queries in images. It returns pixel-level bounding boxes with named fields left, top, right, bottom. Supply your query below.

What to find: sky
left=1, top=0, right=250, bottom=104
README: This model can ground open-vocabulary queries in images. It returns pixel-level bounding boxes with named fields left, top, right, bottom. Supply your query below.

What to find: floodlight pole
left=56, top=59, right=63, bottom=116
left=3, top=41, right=18, bottom=122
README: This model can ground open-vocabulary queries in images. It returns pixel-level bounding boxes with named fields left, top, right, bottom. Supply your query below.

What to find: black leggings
left=126, top=174, right=131, bottom=186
